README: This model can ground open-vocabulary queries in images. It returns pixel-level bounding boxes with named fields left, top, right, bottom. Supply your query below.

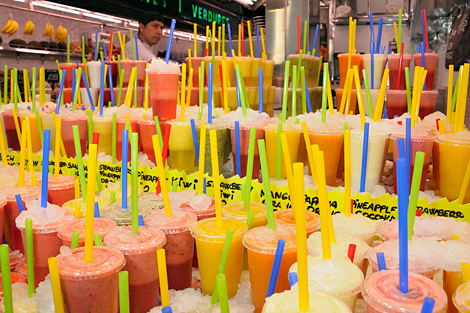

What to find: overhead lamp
left=129, top=22, right=140, bottom=28
left=83, top=12, right=122, bottom=23
left=32, top=1, right=80, bottom=14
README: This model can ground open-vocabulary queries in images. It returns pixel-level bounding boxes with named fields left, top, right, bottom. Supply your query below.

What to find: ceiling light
left=32, top=1, right=80, bottom=14
left=83, top=12, right=122, bottom=23
left=129, top=22, right=139, bottom=28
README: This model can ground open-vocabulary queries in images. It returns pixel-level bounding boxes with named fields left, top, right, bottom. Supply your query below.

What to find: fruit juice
left=331, top=212, right=378, bottom=246
left=14, top=259, right=27, bottom=281
left=263, top=60, right=274, bottom=87
left=225, top=87, right=239, bottom=111
left=362, top=270, right=447, bottom=313
left=145, top=208, right=198, bottom=290
left=16, top=199, right=74, bottom=286
left=290, top=256, right=364, bottom=311
left=116, top=116, right=141, bottom=161
left=185, top=56, right=205, bottom=86
left=105, top=60, right=118, bottom=84
left=113, top=87, right=145, bottom=107
left=104, top=225, right=166, bottom=313
left=58, top=110, right=88, bottom=158
left=289, top=54, right=321, bottom=88
left=187, top=87, right=199, bottom=106
left=433, top=140, right=441, bottom=190
left=436, top=131, right=470, bottom=203
left=338, top=53, right=363, bottom=88
left=135, top=60, right=147, bottom=83
left=386, top=90, right=408, bottom=118
left=60, top=63, right=85, bottom=88
left=413, top=53, right=439, bottom=90
left=101, top=198, right=153, bottom=226
left=419, top=90, right=438, bottom=119
left=391, top=134, right=434, bottom=193
left=0, top=195, right=6, bottom=247
left=286, top=88, right=306, bottom=116
left=360, top=89, right=380, bottom=117
left=350, top=129, right=388, bottom=192
left=0, top=273, right=25, bottom=299
left=3, top=186, right=41, bottom=253
left=243, top=225, right=297, bottom=313
left=40, top=113, right=55, bottom=152
left=273, top=210, right=321, bottom=238
left=265, top=123, right=301, bottom=179
left=309, top=128, right=343, bottom=186
left=236, top=56, right=253, bottom=87
left=335, top=89, right=358, bottom=114
left=86, top=61, right=102, bottom=89
left=58, top=217, right=117, bottom=247
left=57, top=246, right=125, bottom=313
left=168, top=120, right=197, bottom=173
left=229, top=124, right=265, bottom=178
left=62, top=197, right=111, bottom=218
left=222, top=202, right=267, bottom=228
left=203, top=56, right=235, bottom=88
left=17, top=110, right=41, bottom=153
left=56, top=88, right=73, bottom=104
left=80, top=88, right=98, bottom=107
left=191, top=217, right=247, bottom=297
left=1, top=109, right=21, bottom=151
left=203, top=87, right=222, bottom=108
left=265, top=86, right=276, bottom=117
left=362, top=54, right=386, bottom=89
left=138, top=118, right=157, bottom=164
left=119, top=60, right=138, bottom=87
left=452, top=280, right=470, bottom=313
left=388, top=54, right=412, bottom=90
left=91, top=114, right=113, bottom=155
left=445, top=271, right=463, bottom=313
left=246, top=87, right=257, bottom=106
left=196, top=122, right=228, bottom=176
left=310, top=87, right=323, bottom=112
left=47, top=174, right=75, bottom=206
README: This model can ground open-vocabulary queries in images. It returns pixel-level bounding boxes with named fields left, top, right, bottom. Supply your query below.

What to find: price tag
left=45, top=69, right=60, bottom=84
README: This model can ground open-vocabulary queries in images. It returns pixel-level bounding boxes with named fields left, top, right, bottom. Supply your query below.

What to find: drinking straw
left=302, top=20, right=309, bottom=53
left=421, top=10, right=429, bottom=53
left=94, top=30, right=99, bottom=61
left=321, top=63, right=328, bottom=121
left=302, top=122, right=316, bottom=184
left=462, top=262, right=470, bottom=283
left=376, top=18, right=383, bottom=53
left=84, top=143, right=98, bottom=263
left=303, top=74, right=313, bottom=114
left=370, top=41, right=375, bottom=89
left=54, top=118, right=61, bottom=179
left=235, top=66, right=247, bottom=117
left=80, top=71, right=95, bottom=111
left=233, top=121, right=241, bottom=177
left=347, top=243, right=356, bottom=263
left=241, top=22, right=245, bottom=56
left=152, top=135, right=172, bottom=217
left=18, top=121, right=27, bottom=188
left=408, top=152, right=424, bottom=239
left=55, top=69, right=67, bottom=115
left=94, top=233, right=103, bottom=246
left=297, top=15, right=301, bottom=53
left=23, top=69, right=30, bottom=102
left=207, top=63, right=215, bottom=123
left=296, top=51, right=303, bottom=89
left=369, top=12, right=375, bottom=45
left=212, top=22, right=216, bottom=58
left=121, top=129, right=129, bottom=210
left=71, top=230, right=80, bottom=249
left=398, top=9, right=403, bottom=53
left=41, top=129, right=51, bottom=208
left=352, top=66, right=366, bottom=129
left=118, top=271, right=130, bottom=313
left=15, top=194, right=25, bottom=213
left=133, top=32, right=140, bottom=61
left=446, top=65, right=454, bottom=123
left=243, top=127, right=257, bottom=211
left=421, top=297, right=435, bottom=313
left=339, top=68, right=352, bottom=114
left=46, top=257, right=65, bottom=313
left=11, top=108, right=21, bottom=146
left=396, top=42, right=405, bottom=90
left=189, top=119, right=200, bottom=164
left=165, top=19, right=176, bottom=64
left=131, top=133, right=139, bottom=235
left=344, top=129, right=351, bottom=217
left=376, top=252, right=387, bottom=271
left=208, top=130, right=224, bottom=228
left=402, top=67, right=411, bottom=113
left=266, top=239, right=285, bottom=298
left=156, top=249, right=171, bottom=308
left=362, top=69, right=373, bottom=116
left=0, top=245, right=13, bottom=313
left=23, top=218, right=36, bottom=296
left=280, top=133, right=296, bottom=204
left=72, top=68, right=82, bottom=111
left=211, top=228, right=234, bottom=305
left=258, top=68, right=264, bottom=113
left=161, top=124, right=171, bottom=168
left=258, top=139, right=276, bottom=230
left=276, top=123, right=283, bottom=181
left=396, top=158, right=409, bottom=293
left=0, top=121, right=7, bottom=166
left=405, top=118, right=412, bottom=188
left=281, top=61, right=290, bottom=121
left=247, top=21, right=254, bottom=58
left=216, top=274, right=230, bottom=313
left=359, top=123, right=370, bottom=193
left=420, top=42, right=427, bottom=91
left=124, top=67, right=137, bottom=107
left=108, top=65, right=115, bottom=107
left=35, top=110, right=43, bottom=146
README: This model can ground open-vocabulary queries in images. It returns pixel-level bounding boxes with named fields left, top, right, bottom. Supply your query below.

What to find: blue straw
left=227, top=23, right=233, bottom=57
left=41, top=129, right=50, bottom=208
left=388, top=47, right=393, bottom=55
left=208, top=62, right=213, bottom=124
left=370, top=41, right=374, bottom=89
left=235, top=121, right=241, bottom=177
left=94, top=30, right=99, bottom=62
left=109, top=64, right=115, bottom=107
left=55, top=69, right=67, bottom=115
left=72, top=68, right=76, bottom=102
left=360, top=123, right=370, bottom=192
left=376, top=18, right=383, bottom=53
left=311, top=24, right=319, bottom=56
left=134, top=33, right=139, bottom=60
left=122, top=129, right=129, bottom=210
left=406, top=118, right=411, bottom=189
left=266, top=239, right=285, bottom=298
left=94, top=201, right=100, bottom=218
left=421, top=297, right=435, bottom=313
left=203, top=177, right=207, bottom=194
left=165, top=19, right=176, bottom=64
left=256, top=27, right=260, bottom=58
left=102, top=41, right=108, bottom=61
left=259, top=68, right=263, bottom=113
left=138, top=214, right=144, bottom=226
left=369, top=12, right=375, bottom=44
left=376, top=252, right=387, bottom=271
left=381, top=45, right=385, bottom=54
left=382, top=109, right=387, bottom=119
left=288, top=272, right=298, bottom=288
left=15, top=194, right=25, bottom=213
left=76, top=61, right=79, bottom=69
left=398, top=138, right=406, bottom=159
left=162, top=306, right=173, bottom=313
left=99, top=61, right=105, bottom=116
left=235, top=70, right=241, bottom=108
left=190, top=119, right=200, bottom=164
left=305, top=78, right=312, bottom=113
left=421, top=41, right=426, bottom=90
left=81, top=70, right=95, bottom=111
left=416, top=44, right=421, bottom=54
left=396, top=158, right=409, bottom=294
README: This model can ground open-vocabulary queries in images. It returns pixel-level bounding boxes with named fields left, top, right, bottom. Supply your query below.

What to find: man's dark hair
left=138, top=12, right=164, bottom=27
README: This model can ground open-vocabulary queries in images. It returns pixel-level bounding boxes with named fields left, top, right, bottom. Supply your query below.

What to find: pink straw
left=396, top=42, right=404, bottom=90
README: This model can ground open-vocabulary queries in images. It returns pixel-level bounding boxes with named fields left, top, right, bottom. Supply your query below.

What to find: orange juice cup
left=17, top=110, right=42, bottom=153
left=338, top=54, right=363, bottom=88
left=335, top=89, right=358, bottom=114
left=309, top=128, right=343, bottom=186
left=273, top=209, right=321, bottom=237
left=60, top=63, right=85, bottom=88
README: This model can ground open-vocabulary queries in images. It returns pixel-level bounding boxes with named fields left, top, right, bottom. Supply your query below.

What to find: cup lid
left=58, top=218, right=117, bottom=242
left=144, top=208, right=197, bottom=234
left=104, top=225, right=166, bottom=254
left=243, top=224, right=296, bottom=254
left=191, top=217, right=247, bottom=242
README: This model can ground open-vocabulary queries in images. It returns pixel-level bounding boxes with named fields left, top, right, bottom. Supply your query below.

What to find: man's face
left=140, top=20, right=164, bottom=46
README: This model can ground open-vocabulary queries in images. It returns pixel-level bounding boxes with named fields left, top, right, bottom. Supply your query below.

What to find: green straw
left=94, top=233, right=103, bottom=246
left=71, top=230, right=80, bottom=249
left=130, top=29, right=136, bottom=60
left=0, top=244, right=13, bottom=313
left=0, top=78, right=2, bottom=104
left=112, top=113, right=117, bottom=163
left=246, top=209, right=255, bottom=230
left=119, top=271, right=130, bottom=313
left=198, top=62, right=205, bottom=120
left=153, top=116, right=164, bottom=149
left=281, top=61, right=290, bottom=122
left=100, top=51, right=104, bottom=62
left=83, top=59, right=89, bottom=86
left=133, top=67, right=138, bottom=108
left=235, top=65, right=247, bottom=116
left=4, top=65, right=7, bottom=103
left=216, top=274, right=230, bottom=313
left=408, top=152, right=425, bottom=240
left=222, top=23, right=226, bottom=56
left=86, top=110, right=93, bottom=146
left=16, top=78, right=23, bottom=104
left=72, top=68, right=82, bottom=111
left=398, top=9, right=402, bottom=53
left=35, top=110, right=43, bottom=147
left=13, top=69, right=17, bottom=109
left=55, top=60, right=61, bottom=73
left=258, top=139, right=275, bottom=231
left=211, top=228, right=234, bottom=305
left=110, top=191, right=116, bottom=204
left=131, top=133, right=139, bottom=235
left=321, top=62, right=328, bottom=122
left=172, top=180, right=178, bottom=192
left=276, top=122, right=282, bottom=180
left=117, top=69, right=124, bottom=107
left=72, top=125, right=87, bottom=200
left=82, top=36, right=86, bottom=63
left=239, top=68, right=250, bottom=109
left=118, top=55, right=122, bottom=75
left=67, top=35, right=71, bottom=64
left=362, top=69, right=373, bottom=116
left=301, top=67, right=307, bottom=114
left=25, top=218, right=35, bottom=296
left=303, top=21, right=308, bottom=53
left=31, top=67, right=36, bottom=112
left=451, top=71, right=460, bottom=115
left=292, top=65, right=297, bottom=117
left=405, top=67, right=412, bottom=112
left=296, top=50, right=303, bottom=89
left=243, top=127, right=257, bottom=211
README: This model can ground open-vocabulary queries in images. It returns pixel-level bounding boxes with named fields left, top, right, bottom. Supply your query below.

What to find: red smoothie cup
left=58, top=217, right=117, bottom=248
left=230, top=124, right=265, bottom=179
left=388, top=54, right=412, bottom=90
left=413, top=53, right=439, bottom=90
left=60, top=63, right=85, bottom=88
left=418, top=90, right=438, bottom=119
left=116, top=116, right=141, bottom=161
left=14, top=259, right=28, bottom=282
left=386, top=90, right=408, bottom=118
left=57, top=110, right=88, bottom=158
left=0, top=273, right=25, bottom=300
left=138, top=118, right=157, bottom=164
left=47, top=174, right=75, bottom=206
left=148, top=63, right=180, bottom=121
left=1, top=109, right=21, bottom=151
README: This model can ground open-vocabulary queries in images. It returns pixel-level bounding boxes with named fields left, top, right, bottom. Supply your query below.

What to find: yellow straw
left=74, top=205, right=81, bottom=218
left=446, top=65, right=454, bottom=124
left=51, top=113, right=66, bottom=157
left=194, top=23, right=198, bottom=57
left=210, top=129, right=223, bottom=229
left=344, top=130, right=351, bottom=217
left=410, top=66, right=420, bottom=127
left=84, top=144, right=98, bottom=263
left=457, top=64, right=470, bottom=132
left=212, top=22, right=216, bottom=57
left=122, top=34, right=126, bottom=60
left=293, top=162, right=309, bottom=312
left=74, top=178, right=80, bottom=199
left=12, top=109, right=22, bottom=146
left=339, top=68, right=352, bottom=114
left=352, top=19, right=356, bottom=53
left=260, top=28, right=266, bottom=59
left=152, top=135, right=172, bottom=217
left=393, top=22, right=399, bottom=44
left=157, top=249, right=170, bottom=307
left=124, top=67, right=137, bottom=107
left=218, top=26, right=221, bottom=56
left=186, top=68, right=193, bottom=108
left=197, top=123, right=207, bottom=194
left=48, top=257, right=65, bottom=313
left=0, top=115, right=7, bottom=165
left=238, top=24, right=241, bottom=57
left=453, top=66, right=464, bottom=131
left=247, top=21, right=254, bottom=58
left=373, top=69, right=389, bottom=121
left=25, top=119, right=37, bottom=186
left=205, top=26, right=210, bottom=54
left=326, top=68, right=334, bottom=114
left=188, top=50, right=193, bottom=86
left=180, top=63, right=187, bottom=122
left=438, top=120, right=445, bottom=134
left=415, top=70, right=428, bottom=125
left=280, top=133, right=295, bottom=213
left=18, top=120, right=27, bottom=188
left=348, top=17, right=352, bottom=70
left=462, top=262, right=470, bottom=283
left=301, top=122, right=317, bottom=184
left=221, top=61, right=229, bottom=114
left=352, top=66, right=365, bottom=130
left=54, top=117, right=61, bottom=179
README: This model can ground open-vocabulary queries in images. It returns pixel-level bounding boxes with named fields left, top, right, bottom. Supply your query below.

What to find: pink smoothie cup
left=388, top=54, right=412, bottom=90
left=413, top=53, right=438, bottom=90
left=57, top=110, right=88, bottom=158
left=47, top=174, right=76, bottom=207
left=386, top=90, right=408, bottom=118
left=418, top=90, right=438, bottom=119
left=58, top=217, right=117, bottom=248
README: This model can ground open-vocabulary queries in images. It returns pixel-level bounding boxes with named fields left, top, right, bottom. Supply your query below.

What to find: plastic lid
left=57, top=246, right=125, bottom=280
left=104, top=225, right=166, bottom=254
left=453, top=281, right=470, bottom=312
left=191, top=217, right=247, bottom=242
left=2, top=186, right=41, bottom=202
left=100, top=181, right=144, bottom=201
left=48, top=174, right=75, bottom=190
left=16, top=199, right=75, bottom=233
left=307, top=232, right=369, bottom=264
left=6, top=250, right=25, bottom=270
left=350, top=129, right=388, bottom=140
left=436, top=130, right=470, bottom=146
left=307, top=128, right=344, bottom=135
left=243, top=224, right=296, bottom=254
left=363, top=270, right=447, bottom=313
left=138, top=192, right=165, bottom=210
left=0, top=273, right=25, bottom=291
left=332, top=212, right=378, bottom=240
left=264, top=123, right=301, bottom=132
left=58, top=218, right=117, bottom=242
left=144, top=208, right=197, bottom=234
left=289, top=255, right=364, bottom=297
left=274, top=210, right=321, bottom=234
left=222, top=202, right=267, bottom=223
left=62, top=197, right=111, bottom=218
left=180, top=199, right=215, bottom=217
left=57, top=110, right=87, bottom=121
left=100, top=200, right=153, bottom=226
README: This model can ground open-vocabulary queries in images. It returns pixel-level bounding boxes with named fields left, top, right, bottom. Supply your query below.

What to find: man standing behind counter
left=125, top=12, right=165, bottom=62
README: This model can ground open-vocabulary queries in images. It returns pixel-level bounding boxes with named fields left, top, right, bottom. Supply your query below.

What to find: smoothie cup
left=203, top=56, right=235, bottom=88
left=243, top=225, right=297, bottom=313
left=168, top=120, right=197, bottom=173
left=335, top=89, right=358, bottom=114
left=145, top=208, right=198, bottom=290
left=40, top=113, right=55, bottom=153
left=60, top=63, right=85, bottom=88
left=310, top=87, right=323, bottom=112
left=116, top=116, right=141, bottom=161
left=274, top=209, right=321, bottom=238
left=361, top=89, right=380, bottom=117
left=453, top=281, right=470, bottom=313
left=57, top=246, right=126, bottom=313
left=263, top=60, right=274, bottom=87
left=225, top=87, right=239, bottom=111
left=388, top=54, right=412, bottom=90
left=289, top=256, right=364, bottom=311
left=309, top=128, right=343, bottom=186
left=56, top=88, right=73, bottom=104
left=287, top=87, right=308, bottom=116
left=446, top=271, right=464, bottom=313
left=419, top=90, right=438, bottom=119
left=58, top=110, right=88, bottom=158
left=86, top=61, right=102, bottom=89
left=105, top=60, right=118, bottom=85
left=185, top=57, right=205, bottom=87
left=264, top=86, right=276, bottom=117
left=1, top=109, right=21, bottom=151
left=386, top=90, right=408, bottom=118
left=338, top=53, right=363, bottom=88
left=99, top=181, right=145, bottom=202
left=362, top=54, right=386, bottom=89
left=362, top=269, right=448, bottom=313
left=119, top=60, right=137, bottom=87
left=0, top=273, right=25, bottom=299
left=391, top=133, right=434, bottom=193
left=229, top=124, right=265, bottom=178
left=62, top=197, right=111, bottom=218
left=134, top=60, right=147, bottom=83
left=80, top=88, right=98, bottom=107
left=350, top=129, right=388, bottom=192
left=289, top=54, right=321, bottom=88
left=58, top=217, right=117, bottom=247
left=222, top=202, right=267, bottom=228
left=138, top=192, right=165, bottom=211
left=17, top=110, right=42, bottom=153
left=101, top=198, right=153, bottom=226
left=47, top=174, right=76, bottom=206
left=331, top=212, right=378, bottom=246
left=248, top=58, right=263, bottom=87
left=0, top=283, right=39, bottom=312
left=196, top=122, right=228, bottom=176
left=191, top=218, right=247, bottom=298
left=138, top=118, right=157, bottom=164
left=236, top=56, right=253, bottom=87
left=413, top=53, right=439, bottom=90
left=104, top=225, right=167, bottom=313
left=203, top=87, right=222, bottom=108
left=0, top=195, right=6, bottom=247
left=2, top=250, right=25, bottom=273
left=91, top=113, right=113, bottom=155
left=265, top=123, right=301, bottom=179
left=16, top=199, right=75, bottom=286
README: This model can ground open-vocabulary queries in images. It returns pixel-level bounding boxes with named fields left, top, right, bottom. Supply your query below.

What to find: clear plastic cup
left=80, top=88, right=98, bottom=107
left=47, top=174, right=75, bottom=207
left=265, top=123, right=301, bottom=179
left=58, top=217, right=117, bottom=247
left=274, top=209, right=321, bottom=238
left=138, top=192, right=165, bottom=210
left=362, top=54, right=386, bottom=90
left=289, top=54, right=321, bottom=88
left=0, top=282, right=38, bottom=312
left=453, top=280, right=470, bottom=313
left=100, top=198, right=153, bottom=226
left=386, top=89, right=408, bottom=118
left=332, top=212, right=378, bottom=246
left=168, top=120, right=197, bottom=173
left=86, top=61, right=102, bottom=89
left=1, top=109, right=21, bottom=151
left=92, top=114, right=113, bottom=155
left=14, top=259, right=27, bottom=282
left=2, top=250, right=25, bottom=273
left=222, top=202, right=267, bottom=228
left=17, top=110, right=42, bottom=153
left=229, top=124, right=265, bottom=179
left=0, top=272, right=25, bottom=299
left=361, top=89, right=381, bottom=117
left=0, top=195, right=6, bottom=249
left=309, top=128, right=344, bottom=186
left=196, top=122, right=229, bottom=176
left=388, top=54, right=412, bottom=90
left=148, top=67, right=180, bottom=121
left=335, top=88, right=358, bottom=114
left=338, top=53, right=363, bottom=88
left=138, top=118, right=157, bottom=164
left=62, top=197, right=111, bottom=218
left=60, top=63, right=85, bottom=88
left=413, top=53, right=439, bottom=90
left=419, top=90, right=438, bottom=119
left=58, top=110, right=88, bottom=158
left=99, top=181, right=144, bottom=202
left=116, top=116, right=141, bottom=161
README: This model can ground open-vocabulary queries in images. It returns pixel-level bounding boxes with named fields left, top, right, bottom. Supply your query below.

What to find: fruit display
left=23, top=20, right=35, bottom=35
left=1, top=18, right=19, bottom=37
left=54, top=25, right=67, bottom=43
left=42, top=22, right=54, bottom=37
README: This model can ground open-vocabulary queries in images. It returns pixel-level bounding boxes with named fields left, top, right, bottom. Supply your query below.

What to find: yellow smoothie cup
left=91, top=114, right=113, bottom=155
left=222, top=202, right=267, bottom=228
left=18, top=110, right=42, bottom=153
left=168, top=120, right=197, bottom=173
left=265, top=123, right=301, bottom=179
left=453, top=281, right=470, bottom=313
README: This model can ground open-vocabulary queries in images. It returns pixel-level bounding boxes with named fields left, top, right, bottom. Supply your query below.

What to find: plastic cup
left=274, top=209, right=320, bottom=238
left=101, top=198, right=153, bottom=226
left=86, top=61, right=102, bottom=89
left=222, top=202, right=267, bottom=228
left=264, top=86, right=276, bottom=117
left=391, top=134, right=434, bottom=193
left=145, top=208, right=198, bottom=290
left=138, top=192, right=165, bottom=211
left=0, top=272, right=25, bottom=299
left=60, top=63, right=85, bottom=88
left=40, top=113, right=55, bottom=153
left=80, top=88, right=98, bottom=107
left=246, top=58, right=262, bottom=87
left=47, top=174, right=75, bottom=206
left=148, top=68, right=180, bottom=121
left=91, top=114, right=113, bottom=155
left=452, top=280, right=470, bottom=313
left=1, top=109, right=21, bottom=151
left=433, top=140, right=441, bottom=190
left=338, top=53, right=363, bottom=88
left=386, top=89, right=408, bottom=118
left=229, top=124, right=265, bottom=178
left=388, top=54, right=412, bottom=90
left=104, top=225, right=166, bottom=313
left=58, top=217, right=117, bottom=247
left=185, top=57, right=206, bottom=87
left=331, top=212, right=377, bottom=246
left=350, top=129, right=388, bottom=192
left=55, top=88, right=73, bottom=104
left=287, top=88, right=308, bottom=116
left=196, top=122, right=229, bottom=176
left=17, top=110, right=42, bottom=153
left=419, top=90, right=438, bottom=119
left=1, top=250, right=25, bottom=273
left=168, top=120, right=197, bottom=173
left=310, top=87, right=323, bottom=112
left=309, top=128, right=343, bottom=186
left=360, top=89, right=380, bottom=117
left=187, top=87, right=200, bottom=107
left=362, top=54, right=386, bottom=89
left=0, top=195, right=6, bottom=249
left=116, top=116, right=141, bottom=161
left=236, top=56, right=253, bottom=87
left=190, top=217, right=247, bottom=298
left=289, top=256, right=364, bottom=311
left=335, top=89, right=358, bottom=114
left=138, top=118, right=158, bottom=164
left=57, top=246, right=126, bottom=313
left=62, top=197, right=111, bottom=218
left=105, top=60, right=118, bottom=85
left=203, top=87, right=222, bottom=109
left=243, top=225, right=297, bottom=313
left=99, top=181, right=144, bottom=202
left=362, top=269, right=447, bottom=313
left=203, top=56, right=235, bottom=88
left=58, top=110, right=88, bottom=158
left=445, top=271, right=463, bottom=313
left=113, top=87, right=143, bottom=107
left=263, top=60, right=274, bottom=87
left=119, top=60, right=146, bottom=86
left=265, top=123, right=301, bottom=179
left=413, top=53, right=439, bottom=90
left=289, top=54, right=321, bottom=88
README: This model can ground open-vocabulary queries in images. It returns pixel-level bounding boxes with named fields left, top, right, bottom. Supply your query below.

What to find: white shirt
left=124, top=36, right=155, bottom=62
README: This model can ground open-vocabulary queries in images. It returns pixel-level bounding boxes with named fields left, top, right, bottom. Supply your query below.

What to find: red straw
left=205, top=48, right=208, bottom=57
left=396, top=42, right=404, bottom=90
left=108, top=31, right=114, bottom=61
left=350, top=199, right=354, bottom=215
left=241, top=23, right=245, bottom=57
left=219, top=64, right=224, bottom=100
left=92, top=132, right=100, bottom=145
left=436, top=119, right=440, bottom=131
left=347, top=244, right=356, bottom=263
left=422, top=10, right=429, bottom=53
left=297, top=15, right=301, bottom=54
